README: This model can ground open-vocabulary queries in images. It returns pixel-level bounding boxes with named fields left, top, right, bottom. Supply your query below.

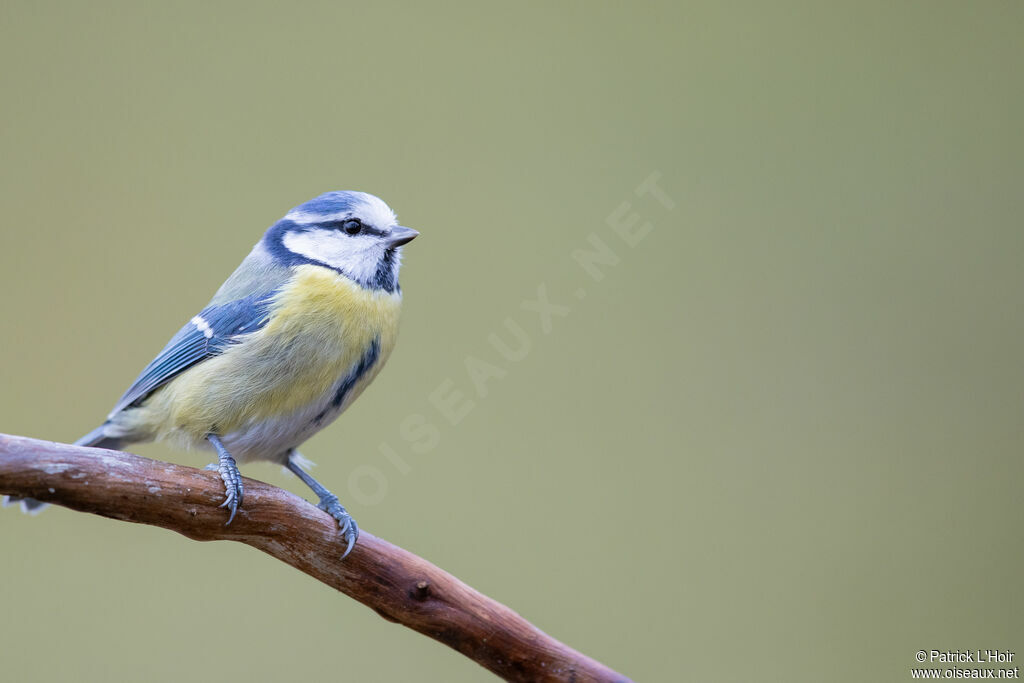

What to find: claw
left=217, top=464, right=243, bottom=525
left=217, top=484, right=238, bottom=524
left=318, top=494, right=359, bottom=559
left=218, top=487, right=239, bottom=525
left=342, top=518, right=358, bottom=559
left=206, top=435, right=243, bottom=526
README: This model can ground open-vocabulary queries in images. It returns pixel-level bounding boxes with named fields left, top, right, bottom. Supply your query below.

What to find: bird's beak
left=386, top=225, right=419, bottom=248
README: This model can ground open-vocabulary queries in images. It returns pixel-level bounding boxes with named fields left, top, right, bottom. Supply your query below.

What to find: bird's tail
left=73, top=424, right=125, bottom=451
left=2, top=424, right=125, bottom=515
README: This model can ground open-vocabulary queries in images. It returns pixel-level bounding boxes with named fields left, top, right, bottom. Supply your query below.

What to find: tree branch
left=0, top=433, right=629, bottom=683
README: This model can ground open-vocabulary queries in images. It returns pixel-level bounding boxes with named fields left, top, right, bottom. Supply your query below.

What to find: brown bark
left=0, top=433, right=630, bottom=682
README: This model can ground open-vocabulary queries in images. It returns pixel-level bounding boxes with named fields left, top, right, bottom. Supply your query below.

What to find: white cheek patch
left=282, top=229, right=381, bottom=284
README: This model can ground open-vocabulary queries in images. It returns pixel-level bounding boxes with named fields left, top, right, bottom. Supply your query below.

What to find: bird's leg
left=285, top=450, right=359, bottom=559
left=206, top=434, right=243, bottom=525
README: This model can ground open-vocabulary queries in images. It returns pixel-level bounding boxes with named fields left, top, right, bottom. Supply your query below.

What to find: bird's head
left=264, top=191, right=418, bottom=293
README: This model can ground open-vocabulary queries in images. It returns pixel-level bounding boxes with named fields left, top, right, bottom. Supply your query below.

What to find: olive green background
left=1, top=2, right=1021, bottom=682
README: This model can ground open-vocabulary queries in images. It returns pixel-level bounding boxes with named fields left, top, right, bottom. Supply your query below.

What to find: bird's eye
left=342, top=219, right=363, bottom=235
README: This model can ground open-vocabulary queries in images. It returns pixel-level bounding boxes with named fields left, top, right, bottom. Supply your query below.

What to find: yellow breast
left=143, top=265, right=403, bottom=444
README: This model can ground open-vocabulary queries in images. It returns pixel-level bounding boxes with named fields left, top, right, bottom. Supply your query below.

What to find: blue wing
left=109, top=292, right=276, bottom=416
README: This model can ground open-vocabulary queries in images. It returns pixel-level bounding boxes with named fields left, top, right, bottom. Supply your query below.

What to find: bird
left=2, top=191, right=418, bottom=558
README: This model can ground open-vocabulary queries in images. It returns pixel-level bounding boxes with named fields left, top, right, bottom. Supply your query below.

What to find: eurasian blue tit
left=3, top=191, right=418, bottom=557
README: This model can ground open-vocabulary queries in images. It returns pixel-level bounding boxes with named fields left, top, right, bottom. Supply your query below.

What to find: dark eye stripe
left=323, top=219, right=385, bottom=237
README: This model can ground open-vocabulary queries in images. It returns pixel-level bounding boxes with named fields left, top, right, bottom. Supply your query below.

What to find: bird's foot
left=318, top=493, right=359, bottom=559
left=205, top=435, right=244, bottom=525
left=284, top=451, right=358, bottom=560
left=216, top=456, right=244, bottom=525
